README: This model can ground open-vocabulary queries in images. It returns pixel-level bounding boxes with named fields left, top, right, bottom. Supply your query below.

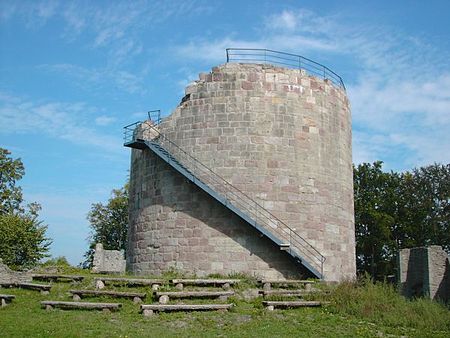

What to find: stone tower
left=126, top=57, right=355, bottom=281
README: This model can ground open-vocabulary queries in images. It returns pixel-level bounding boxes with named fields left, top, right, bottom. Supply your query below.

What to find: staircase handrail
left=124, top=121, right=325, bottom=276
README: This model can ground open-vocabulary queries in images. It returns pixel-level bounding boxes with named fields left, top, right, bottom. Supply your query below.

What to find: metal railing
left=124, top=122, right=325, bottom=277
left=226, top=48, right=345, bottom=90
left=148, top=110, right=161, bottom=125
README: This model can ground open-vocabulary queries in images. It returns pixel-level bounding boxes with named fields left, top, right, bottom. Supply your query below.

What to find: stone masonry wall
left=399, top=246, right=450, bottom=301
left=92, top=243, right=126, bottom=274
left=0, top=259, right=31, bottom=284
left=127, top=63, right=355, bottom=281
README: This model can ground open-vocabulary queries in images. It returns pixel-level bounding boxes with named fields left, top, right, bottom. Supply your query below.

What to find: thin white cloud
left=95, top=115, right=117, bottom=126
left=0, top=93, right=122, bottom=154
left=0, top=0, right=211, bottom=68
left=40, top=63, right=148, bottom=95
left=174, top=9, right=450, bottom=169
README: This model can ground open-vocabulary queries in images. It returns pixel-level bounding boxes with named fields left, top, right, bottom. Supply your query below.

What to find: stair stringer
left=139, top=140, right=323, bottom=279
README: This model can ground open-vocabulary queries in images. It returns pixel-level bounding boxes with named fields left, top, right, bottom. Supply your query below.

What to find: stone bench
left=70, top=289, right=146, bottom=303
left=32, top=274, right=85, bottom=283
left=1, top=282, right=52, bottom=294
left=94, top=277, right=163, bottom=290
left=263, top=300, right=329, bottom=311
left=0, top=294, right=15, bottom=307
left=259, top=289, right=311, bottom=298
left=259, top=279, right=316, bottom=291
left=140, top=303, right=233, bottom=316
left=41, top=301, right=122, bottom=313
left=155, top=290, right=234, bottom=304
left=170, top=279, right=240, bottom=290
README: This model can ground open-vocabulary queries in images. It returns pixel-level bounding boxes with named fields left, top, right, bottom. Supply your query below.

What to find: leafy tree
left=0, top=148, right=51, bottom=270
left=354, top=161, right=450, bottom=279
left=397, top=164, right=450, bottom=251
left=0, top=148, right=25, bottom=214
left=353, top=161, right=399, bottom=278
left=83, top=185, right=129, bottom=268
left=0, top=208, right=51, bottom=269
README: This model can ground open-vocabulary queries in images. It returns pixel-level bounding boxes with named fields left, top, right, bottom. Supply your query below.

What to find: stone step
left=0, top=294, right=15, bottom=307
left=170, top=279, right=240, bottom=290
left=69, top=289, right=146, bottom=303
left=41, top=301, right=122, bottom=312
left=140, top=303, right=233, bottom=316
left=94, top=277, right=163, bottom=290
left=155, top=290, right=234, bottom=304
left=259, top=279, right=316, bottom=291
left=1, top=282, right=52, bottom=294
left=259, top=289, right=311, bottom=297
left=263, top=300, right=329, bottom=311
left=32, top=274, right=84, bottom=283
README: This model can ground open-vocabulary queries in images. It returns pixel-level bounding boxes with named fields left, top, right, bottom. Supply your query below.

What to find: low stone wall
left=0, top=259, right=31, bottom=284
left=398, top=246, right=449, bottom=301
left=92, top=243, right=126, bottom=274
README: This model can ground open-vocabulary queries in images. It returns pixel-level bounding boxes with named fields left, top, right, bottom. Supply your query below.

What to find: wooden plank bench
left=140, top=303, right=233, bottom=316
left=170, top=279, right=240, bottom=290
left=259, top=279, right=316, bottom=291
left=0, top=294, right=15, bottom=307
left=1, top=282, right=52, bottom=294
left=263, top=300, right=329, bottom=311
left=41, top=301, right=122, bottom=313
left=70, top=290, right=146, bottom=303
left=259, top=289, right=310, bottom=297
left=32, top=274, right=84, bottom=283
left=94, top=277, right=163, bottom=290
left=155, top=290, right=234, bottom=304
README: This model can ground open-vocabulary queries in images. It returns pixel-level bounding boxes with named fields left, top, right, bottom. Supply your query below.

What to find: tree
left=397, top=164, right=450, bottom=251
left=0, top=148, right=25, bottom=214
left=353, top=161, right=450, bottom=280
left=353, top=161, right=399, bottom=279
left=83, top=184, right=129, bottom=268
left=0, top=148, right=51, bottom=269
left=0, top=208, right=51, bottom=269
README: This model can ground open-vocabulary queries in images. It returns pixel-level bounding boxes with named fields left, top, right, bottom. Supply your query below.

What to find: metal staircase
left=124, top=121, right=325, bottom=279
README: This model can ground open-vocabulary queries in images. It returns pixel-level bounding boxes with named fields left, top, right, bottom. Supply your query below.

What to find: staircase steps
left=124, top=123, right=325, bottom=279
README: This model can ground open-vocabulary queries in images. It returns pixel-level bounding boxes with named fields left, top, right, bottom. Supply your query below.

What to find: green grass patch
left=0, top=271, right=449, bottom=337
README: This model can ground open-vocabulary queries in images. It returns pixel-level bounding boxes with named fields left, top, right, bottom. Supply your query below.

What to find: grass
left=1, top=269, right=449, bottom=338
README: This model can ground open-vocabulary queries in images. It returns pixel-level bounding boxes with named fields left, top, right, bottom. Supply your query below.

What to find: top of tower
left=226, top=48, right=345, bottom=90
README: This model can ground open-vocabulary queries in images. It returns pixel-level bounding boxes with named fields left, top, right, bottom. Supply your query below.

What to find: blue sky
left=1, top=0, right=449, bottom=265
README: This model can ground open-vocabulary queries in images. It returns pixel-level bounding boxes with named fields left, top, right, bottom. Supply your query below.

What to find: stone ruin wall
left=399, top=246, right=450, bottom=301
left=0, top=259, right=31, bottom=284
left=127, top=63, right=356, bottom=281
left=92, top=243, right=126, bottom=274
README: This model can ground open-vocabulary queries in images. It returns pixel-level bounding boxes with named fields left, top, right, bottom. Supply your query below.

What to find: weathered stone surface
left=92, top=243, right=126, bottom=274
left=0, top=294, right=15, bottom=307
left=398, top=245, right=449, bottom=301
left=0, top=259, right=31, bottom=284
left=41, top=301, right=122, bottom=311
left=127, top=63, right=355, bottom=282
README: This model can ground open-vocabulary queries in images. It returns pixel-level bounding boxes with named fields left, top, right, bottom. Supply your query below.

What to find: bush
left=0, top=213, right=51, bottom=270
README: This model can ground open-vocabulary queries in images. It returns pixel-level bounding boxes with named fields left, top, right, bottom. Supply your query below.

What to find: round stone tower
left=127, top=61, right=355, bottom=281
